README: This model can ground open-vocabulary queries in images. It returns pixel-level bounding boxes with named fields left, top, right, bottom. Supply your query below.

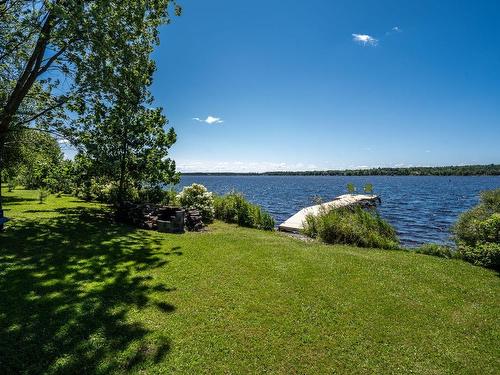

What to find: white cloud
left=177, top=160, right=319, bottom=173
left=352, top=33, right=378, bottom=46
left=193, top=116, right=224, bottom=125
left=386, top=26, right=403, bottom=36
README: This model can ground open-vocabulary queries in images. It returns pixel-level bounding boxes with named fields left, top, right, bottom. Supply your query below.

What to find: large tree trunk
left=117, top=125, right=129, bottom=206
left=0, top=142, right=4, bottom=232
left=0, top=14, right=54, bottom=231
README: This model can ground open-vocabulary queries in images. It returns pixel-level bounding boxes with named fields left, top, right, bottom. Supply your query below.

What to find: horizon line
left=179, top=163, right=500, bottom=175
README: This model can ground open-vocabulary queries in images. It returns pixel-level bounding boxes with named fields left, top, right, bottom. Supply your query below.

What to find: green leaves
left=1, top=0, right=180, bottom=141
left=1, top=0, right=181, bottom=209
left=346, top=183, right=356, bottom=194
left=363, top=183, right=374, bottom=194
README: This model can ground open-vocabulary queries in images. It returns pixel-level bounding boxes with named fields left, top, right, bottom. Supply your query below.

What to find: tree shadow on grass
left=0, top=206, right=179, bottom=374
left=1, top=195, right=38, bottom=205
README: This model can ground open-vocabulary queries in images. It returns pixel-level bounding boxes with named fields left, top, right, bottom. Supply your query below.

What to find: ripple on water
left=179, top=175, right=500, bottom=246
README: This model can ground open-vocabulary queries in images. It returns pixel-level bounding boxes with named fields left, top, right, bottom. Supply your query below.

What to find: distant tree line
left=183, top=164, right=500, bottom=177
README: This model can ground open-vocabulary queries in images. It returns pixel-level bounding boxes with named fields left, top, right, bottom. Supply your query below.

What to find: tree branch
left=0, top=11, right=53, bottom=136
left=0, top=27, right=38, bottom=63
left=37, top=44, right=68, bottom=76
left=14, top=97, right=68, bottom=127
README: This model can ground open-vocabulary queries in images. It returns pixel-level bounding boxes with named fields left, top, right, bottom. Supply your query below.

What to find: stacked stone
left=115, top=203, right=160, bottom=228
left=185, top=209, right=204, bottom=232
left=115, top=203, right=204, bottom=233
left=157, top=207, right=185, bottom=233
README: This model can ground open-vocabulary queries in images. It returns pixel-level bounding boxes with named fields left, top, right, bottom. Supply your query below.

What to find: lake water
left=178, top=175, right=500, bottom=247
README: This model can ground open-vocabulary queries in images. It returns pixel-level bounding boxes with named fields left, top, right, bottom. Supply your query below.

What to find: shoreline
left=180, top=164, right=500, bottom=177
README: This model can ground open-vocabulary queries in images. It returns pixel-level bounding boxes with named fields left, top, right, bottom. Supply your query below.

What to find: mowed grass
left=0, top=189, right=499, bottom=374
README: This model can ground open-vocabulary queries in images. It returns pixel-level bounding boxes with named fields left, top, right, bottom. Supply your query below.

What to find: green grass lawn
left=1, top=189, right=499, bottom=374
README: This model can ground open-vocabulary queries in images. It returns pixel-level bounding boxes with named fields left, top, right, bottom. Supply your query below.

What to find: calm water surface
left=178, top=175, right=500, bottom=247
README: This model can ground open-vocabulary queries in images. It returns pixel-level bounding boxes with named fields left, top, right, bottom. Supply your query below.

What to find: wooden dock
left=278, top=194, right=381, bottom=233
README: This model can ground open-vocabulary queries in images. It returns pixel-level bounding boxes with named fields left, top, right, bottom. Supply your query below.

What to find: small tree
left=77, top=105, right=179, bottom=205
left=347, top=183, right=356, bottom=194
left=364, top=183, right=374, bottom=195
left=38, top=188, right=48, bottom=204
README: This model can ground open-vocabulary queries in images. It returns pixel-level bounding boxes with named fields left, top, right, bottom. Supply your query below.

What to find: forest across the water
left=183, top=164, right=500, bottom=176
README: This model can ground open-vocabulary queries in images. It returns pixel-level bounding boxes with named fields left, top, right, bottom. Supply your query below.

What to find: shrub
left=303, top=206, right=399, bottom=249
left=75, top=178, right=107, bottom=201
left=7, top=178, right=16, bottom=192
left=177, top=183, right=215, bottom=223
left=38, top=188, right=49, bottom=204
left=456, top=242, right=500, bottom=269
left=453, top=188, right=500, bottom=270
left=138, top=186, right=169, bottom=204
left=214, top=191, right=252, bottom=226
left=415, top=243, right=454, bottom=259
left=214, top=191, right=275, bottom=230
left=480, top=188, right=500, bottom=212
left=256, top=210, right=275, bottom=231
left=363, top=183, right=374, bottom=195
left=163, top=188, right=179, bottom=206
left=454, top=189, right=500, bottom=245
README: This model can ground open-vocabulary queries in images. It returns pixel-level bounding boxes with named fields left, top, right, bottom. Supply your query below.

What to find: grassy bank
left=1, top=189, right=499, bottom=374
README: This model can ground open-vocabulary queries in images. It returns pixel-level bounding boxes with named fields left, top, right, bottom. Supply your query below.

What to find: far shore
left=181, top=164, right=500, bottom=177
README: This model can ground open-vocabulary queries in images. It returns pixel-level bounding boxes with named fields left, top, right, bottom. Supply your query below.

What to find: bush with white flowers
left=177, top=183, right=215, bottom=223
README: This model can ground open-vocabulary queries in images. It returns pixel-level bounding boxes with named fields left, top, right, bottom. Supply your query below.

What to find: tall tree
left=0, top=0, right=181, bottom=225
left=1, top=0, right=181, bottom=138
left=78, top=102, right=179, bottom=204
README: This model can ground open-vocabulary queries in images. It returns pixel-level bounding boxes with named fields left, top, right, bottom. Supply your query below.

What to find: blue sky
left=150, top=0, right=500, bottom=172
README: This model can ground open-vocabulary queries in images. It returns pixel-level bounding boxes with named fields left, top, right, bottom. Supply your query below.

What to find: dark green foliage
left=163, top=188, right=180, bottom=206
left=415, top=244, right=454, bottom=259
left=256, top=210, right=276, bottom=231
left=303, top=206, right=399, bottom=249
left=76, top=106, right=179, bottom=205
left=456, top=243, right=500, bottom=270
left=0, top=129, right=73, bottom=193
left=1, top=0, right=181, bottom=211
left=192, top=164, right=500, bottom=176
left=74, top=179, right=158, bottom=205
left=453, top=189, right=500, bottom=270
left=7, top=178, right=15, bottom=192
left=138, top=186, right=170, bottom=205
left=479, top=189, right=500, bottom=212
left=214, top=192, right=252, bottom=227
left=214, top=191, right=275, bottom=230
left=1, top=0, right=182, bottom=139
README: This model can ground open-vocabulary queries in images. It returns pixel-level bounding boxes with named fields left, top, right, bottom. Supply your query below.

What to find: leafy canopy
left=1, top=0, right=181, bottom=140
left=1, top=0, right=181, bottom=209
